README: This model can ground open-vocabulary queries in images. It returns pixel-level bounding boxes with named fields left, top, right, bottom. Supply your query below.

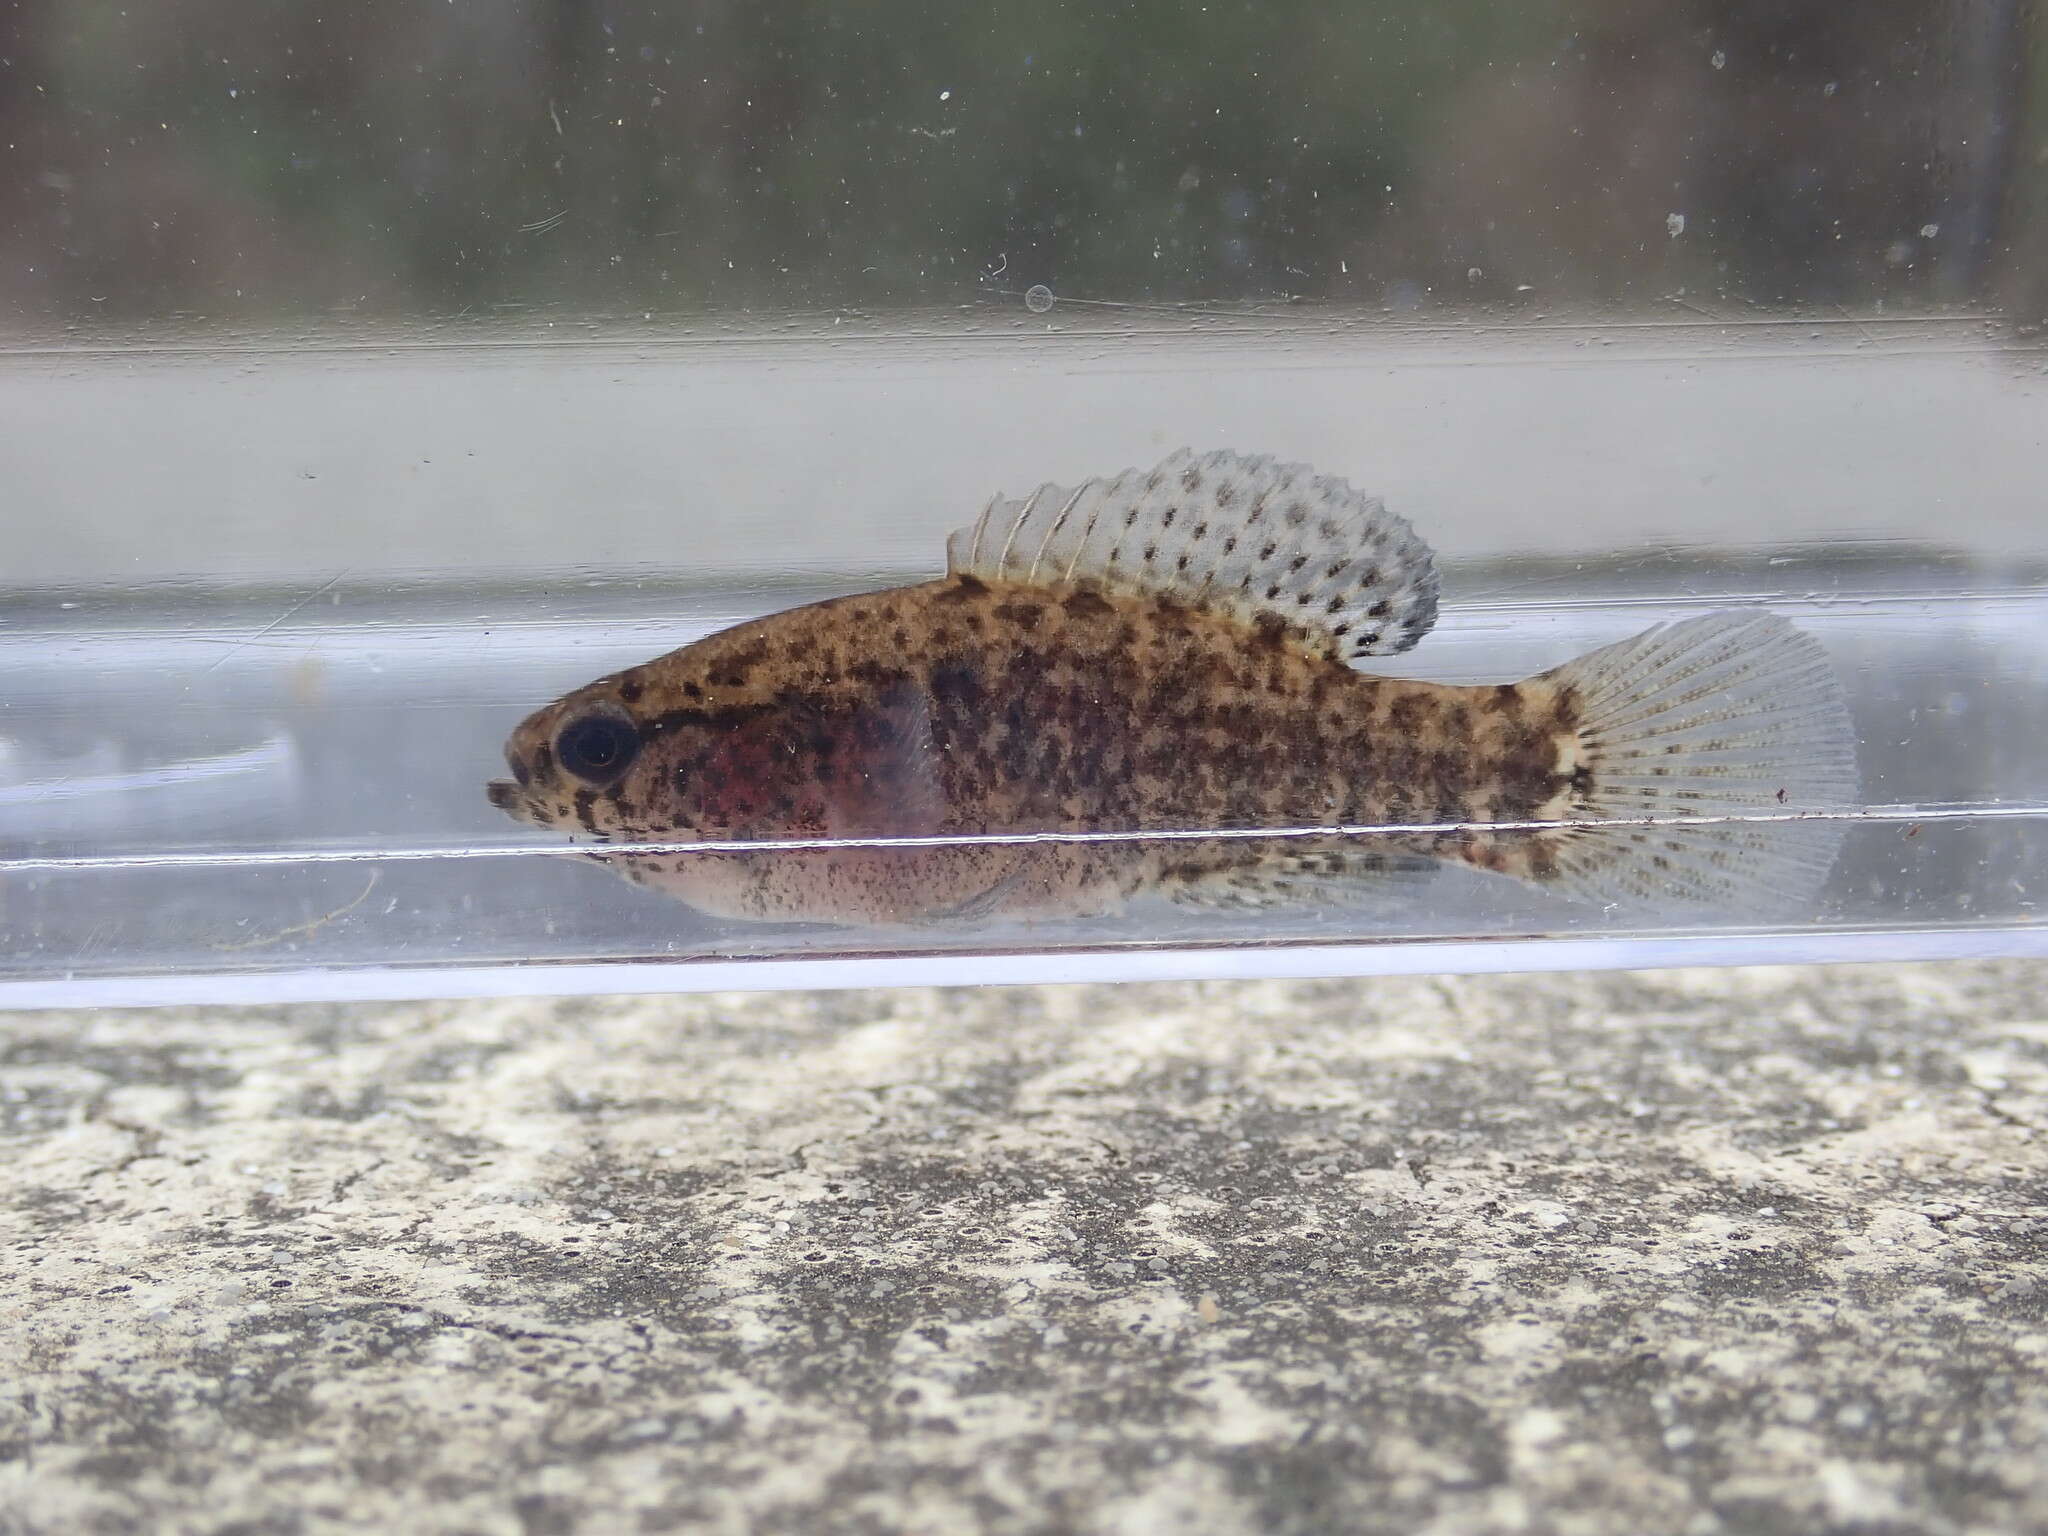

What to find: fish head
left=487, top=672, right=678, bottom=840
left=489, top=639, right=955, bottom=850
left=487, top=658, right=857, bottom=845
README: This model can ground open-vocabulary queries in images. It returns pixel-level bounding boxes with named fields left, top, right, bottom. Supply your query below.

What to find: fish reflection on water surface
left=488, top=449, right=1858, bottom=926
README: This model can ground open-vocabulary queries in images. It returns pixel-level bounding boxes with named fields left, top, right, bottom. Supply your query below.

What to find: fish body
left=489, top=450, right=1858, bottom=924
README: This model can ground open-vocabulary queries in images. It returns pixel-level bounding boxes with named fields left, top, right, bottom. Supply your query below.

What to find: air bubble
left=1024, top=285, right=1055, bottom=314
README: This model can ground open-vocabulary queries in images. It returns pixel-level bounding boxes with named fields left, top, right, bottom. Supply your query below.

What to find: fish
left=487, top=448, right=1858, bottom=926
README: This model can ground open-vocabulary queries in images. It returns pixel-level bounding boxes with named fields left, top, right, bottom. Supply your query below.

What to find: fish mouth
left=486, top=779, right=530, bottom=820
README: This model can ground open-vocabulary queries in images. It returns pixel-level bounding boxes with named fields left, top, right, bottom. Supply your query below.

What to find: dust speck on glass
left=2, top=2, right=2043, bottom=1004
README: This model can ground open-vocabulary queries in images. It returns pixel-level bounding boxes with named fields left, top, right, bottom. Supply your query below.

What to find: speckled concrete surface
left=3, top=963, right=2045, bottom=1535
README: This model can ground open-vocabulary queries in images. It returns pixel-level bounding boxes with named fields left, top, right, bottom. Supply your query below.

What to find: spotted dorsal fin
left=945, top=448, right=1440, bottom=661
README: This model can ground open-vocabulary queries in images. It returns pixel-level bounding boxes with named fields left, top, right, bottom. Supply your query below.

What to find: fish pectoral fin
left=945, top=448, right=1439, bottom=664
left=1161, top=849, right=1444, bottom=913
left=918, top=868, right=1031, bottom=925
left=816, top=680, right=948, bottom=838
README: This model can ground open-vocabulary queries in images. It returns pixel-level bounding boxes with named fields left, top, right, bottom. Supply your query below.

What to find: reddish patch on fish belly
left=694, top=688, right=947, bottom=841
left=697, top=728, right=812, bottom=830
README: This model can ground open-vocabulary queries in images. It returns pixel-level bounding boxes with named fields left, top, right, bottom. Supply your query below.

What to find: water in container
left=2, top=4, right=2044, bottom=1004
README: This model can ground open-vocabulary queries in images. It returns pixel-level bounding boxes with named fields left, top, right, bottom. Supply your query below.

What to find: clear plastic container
left=4, top=8, right=2044, bottom=1005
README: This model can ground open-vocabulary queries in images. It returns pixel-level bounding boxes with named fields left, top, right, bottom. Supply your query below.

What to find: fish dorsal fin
left=945, top=448, right=1440, bottom=661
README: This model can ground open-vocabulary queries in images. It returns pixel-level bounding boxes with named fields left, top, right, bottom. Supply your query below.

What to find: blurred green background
left=1, top=0, right=2042, bottom=324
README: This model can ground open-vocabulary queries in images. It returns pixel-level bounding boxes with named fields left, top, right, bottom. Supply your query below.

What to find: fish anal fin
left=1163, top=847, right=1444, bottom=913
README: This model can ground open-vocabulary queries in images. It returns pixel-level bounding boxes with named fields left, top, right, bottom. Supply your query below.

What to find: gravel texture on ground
left=3, top=961, right=2045, bottom=1535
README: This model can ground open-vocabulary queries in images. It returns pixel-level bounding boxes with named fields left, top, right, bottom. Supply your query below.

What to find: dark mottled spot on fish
left=643, top=709, right=689, bottom=738
left=615, top=677, right=644, bottom=705
left=1388, top=694, right=1433, bottom=735
left=848, top=658, right=903, bottom=687
left=1494, top=738, right=1557, bottom=810
left=710, top=640, right=770, bottom=690
left=1062, top=588, right=1114, bottom=619
left=928, top=659, right=985, bottom=713
left=994, top=600, right=1045, bottom=631
left=998, top=700, right=1036, bottom=780
left=1250, top=613, right=1293, bottom=650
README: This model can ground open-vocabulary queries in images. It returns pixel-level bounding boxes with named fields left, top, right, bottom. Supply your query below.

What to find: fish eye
left=554, top=707, right=641, bottom=786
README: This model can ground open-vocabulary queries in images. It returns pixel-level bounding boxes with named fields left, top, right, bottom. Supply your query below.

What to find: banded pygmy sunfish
left=488, top=449, right=1858, bottom=925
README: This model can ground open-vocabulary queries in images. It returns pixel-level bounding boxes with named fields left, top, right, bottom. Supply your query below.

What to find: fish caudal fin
left=1532, top=611, right=1859, bottom=914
